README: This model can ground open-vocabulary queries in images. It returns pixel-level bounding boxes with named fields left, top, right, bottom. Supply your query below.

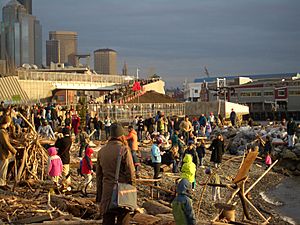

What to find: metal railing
left=17, top=70, right=131, bottom=84
left=88, top=103, right=185, bottom=122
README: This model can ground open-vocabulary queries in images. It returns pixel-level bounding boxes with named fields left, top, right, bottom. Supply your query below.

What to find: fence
left=17, top=70, right=131, bottom=84
left=88, top=103, right=185, bottom=122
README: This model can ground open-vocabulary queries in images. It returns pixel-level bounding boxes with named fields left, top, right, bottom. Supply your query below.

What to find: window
left=264, top=91, right=273, bottom=96
left=289, top=90, right=300, bottom=96
left=251, top=92, right=261, bottom=97
left=278, top=90, right=285, bottom=96
left=194, top=90, right=198, bottom=94
left=240, top=92, right=251, bottom=97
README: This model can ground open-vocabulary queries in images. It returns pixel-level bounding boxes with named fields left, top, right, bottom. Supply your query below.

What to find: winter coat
left=151, top=144, right=161, bottom=163
left=47, top=147, right=63, bottom=177
left=210, top=138, right=224, bottom=164
left=82, top=147, right=94, bottom=175
left=196, top=145, right=206, bottom=159
left=230, top=111, right=236, bottom=123
left=0, top=127, right=17, bottom=160
left=172, top=178, right=197, bottom=225
left=37, top=125, right=55, bottom=139
left=287, top=121, right=297, bottom=135
left=199, top=116, right=207, bottom=127
left=264, top=140, right=273, bottom=155
left=96, top=139, right=135, bottom=215
left=137, top=119, right=144, bottom=131
left=184, top=147, right=199, bottom=167
left=181, top=154, right=196, bottom=183
left=126, top=130, right=138, bottom=151
left=55, top=135, right=72, bottom=164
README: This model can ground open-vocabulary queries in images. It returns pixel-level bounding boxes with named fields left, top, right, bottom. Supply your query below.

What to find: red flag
left=132, top=81, right=141, bottom=91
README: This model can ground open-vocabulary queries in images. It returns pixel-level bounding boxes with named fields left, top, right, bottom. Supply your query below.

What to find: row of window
left=237, top=90, right=300, bottom=97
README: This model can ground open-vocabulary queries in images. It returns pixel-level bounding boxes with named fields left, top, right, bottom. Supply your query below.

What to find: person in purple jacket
left=47, top=147, right=63, bottom=186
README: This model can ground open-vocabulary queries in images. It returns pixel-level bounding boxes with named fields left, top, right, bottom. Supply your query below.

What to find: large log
left=132, top=213, right=161, bottom=225
left=142, top=200, right=172, bottom=216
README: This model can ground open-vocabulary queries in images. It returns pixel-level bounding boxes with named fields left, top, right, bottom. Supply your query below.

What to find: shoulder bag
left=109, top=147, right=137, bottom=211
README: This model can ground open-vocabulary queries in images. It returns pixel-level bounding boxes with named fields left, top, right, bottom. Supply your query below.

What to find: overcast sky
left=3, top=0, right=300, bottom=87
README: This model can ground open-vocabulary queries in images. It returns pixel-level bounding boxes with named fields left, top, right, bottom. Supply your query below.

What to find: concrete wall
left=143, top=80, right=165, bottom=94
left=185, top=101, right=225, bottom=117
left=185, top=100, right=249, bottom=118
left=225, top=101, right=250, bottom=117
left=19, top=80, right=54, bottom=101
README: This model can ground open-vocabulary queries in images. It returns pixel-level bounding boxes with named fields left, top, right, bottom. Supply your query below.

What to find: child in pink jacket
left=47, top=147, right=63, bottom=186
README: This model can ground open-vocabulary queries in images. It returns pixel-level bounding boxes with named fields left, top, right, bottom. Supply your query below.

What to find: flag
left=132, top=81, right=141, bottom=91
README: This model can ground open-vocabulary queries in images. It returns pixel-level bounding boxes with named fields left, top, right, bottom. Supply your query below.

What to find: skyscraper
left=46, top=31, right=77, bottom=67
left=17, top=0, right=32, bottom=14
left=94, top=48, right=117, bottom=75
left=0, top=0, right=42, bottom=68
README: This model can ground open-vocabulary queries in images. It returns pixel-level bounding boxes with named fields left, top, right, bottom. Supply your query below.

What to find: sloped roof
left=0, top=76, right=29, bottom=103
left=127, top=91, right=180, bottom=103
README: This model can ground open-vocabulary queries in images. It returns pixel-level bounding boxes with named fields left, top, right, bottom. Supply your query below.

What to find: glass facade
left=1, top=1, right=42, bottom=68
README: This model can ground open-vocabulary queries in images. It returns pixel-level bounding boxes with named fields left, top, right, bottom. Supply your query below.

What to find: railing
left=88, top=103, right=185, bottom=122
left=17, top=70, right=131, bottom=84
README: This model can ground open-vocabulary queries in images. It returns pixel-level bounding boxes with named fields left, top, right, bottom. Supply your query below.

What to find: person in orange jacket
left=126, top=125, right=140, bottom=173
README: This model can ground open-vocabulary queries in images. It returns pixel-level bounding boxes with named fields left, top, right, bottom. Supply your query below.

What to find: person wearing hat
left=37, top=120, right=55, bottom=139
left=0, top=116, right=17, bottom=190
left=96, top=123, right=135, bottom=225
left=55, top=127, right=72, bottom=188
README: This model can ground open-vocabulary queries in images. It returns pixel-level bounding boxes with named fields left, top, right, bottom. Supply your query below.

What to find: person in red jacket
left=81, top=146, right=94, bottom=188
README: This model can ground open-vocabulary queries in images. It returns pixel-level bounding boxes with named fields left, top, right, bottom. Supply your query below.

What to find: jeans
left=105, top=126, right=110, bottom=140
left=131, top=151, right=140, bottom=171
left=137, top=130, right=143, bottom=141
left=102, top=208, right=131, bottom=225
left=172, top=160, right=178, bottom=173
left=152, top=163, right=161, bottom=179
left=79, top=143, right=86, bottom=157
left=288, top=134, right=295, bottom=147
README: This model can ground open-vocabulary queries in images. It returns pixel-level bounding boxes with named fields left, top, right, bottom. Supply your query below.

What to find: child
left=172, top=178, right=197, bottom=225
left=81, top=146, right=94, bottom=189
left=78, top=126, right=89, bottom=157
left=196, top=139, right=206, bottom=168
left=151, top=138, right=162, bottom=180
left=205, top=167, right=221, bottom=202
left=184, top=140, right=199, bottom=168
left=181, top=154, right=196, bottom=190
left=47, top=147, right=63, bottom=186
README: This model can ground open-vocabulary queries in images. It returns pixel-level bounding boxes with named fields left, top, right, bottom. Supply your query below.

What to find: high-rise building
left=0, top=0, right=42, bottom=68
left=46, top=40, right=60, bottom=66
left=17, top=0, right=32, bottom=14
left=46, top=31, right=77, bottom=67
left=94, top=48, right=117, bottom=75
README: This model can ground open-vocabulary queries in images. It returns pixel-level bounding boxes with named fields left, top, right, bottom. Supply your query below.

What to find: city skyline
left=2, top=0, right=300, bottom=87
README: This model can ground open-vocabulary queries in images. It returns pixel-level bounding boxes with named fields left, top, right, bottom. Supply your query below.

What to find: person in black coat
left=230, top=109, right=237, bottom=127
left=287, top=117, right=297, bottom=148
left=55, top=127, right=72, bottom=187
left=210, top=133, right=224, bottom=168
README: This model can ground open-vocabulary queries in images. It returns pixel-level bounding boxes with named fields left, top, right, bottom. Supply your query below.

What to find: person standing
left=137, top=116, right=144, bottom=141
left=230, top=109, right=237, bottom=127
left=287, top=117, right=297, bottom=148
left=209, top=133, right=225, bottom=168
left=151, top=138, right=162, bottom=180
left=104, top=116, right=112, bottom=140
left=126, top=126, right=140, bottom=173
left=96, top=123, right=135, bottom=225
left=0, top=116, right=17, bottom=190
left=55, top=127, right=72, bottom=188
left=179, top=116, right=193, bottom=144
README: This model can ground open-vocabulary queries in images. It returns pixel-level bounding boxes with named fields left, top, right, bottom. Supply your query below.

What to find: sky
left=2, top=0, right=300, bottom=87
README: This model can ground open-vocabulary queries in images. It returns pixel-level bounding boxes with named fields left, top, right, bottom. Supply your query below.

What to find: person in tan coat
left=96, top=123, right=136, bottom=225
left=0, top=116, right=17, bottom=190
left=179, top=115, right=193, bottom=144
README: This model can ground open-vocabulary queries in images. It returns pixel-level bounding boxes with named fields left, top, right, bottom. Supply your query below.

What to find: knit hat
left=110, top=123, right=124, bottom=138
left=62, top=127, right=70, bottom=135
left=0, top=115, right=12, bottom=125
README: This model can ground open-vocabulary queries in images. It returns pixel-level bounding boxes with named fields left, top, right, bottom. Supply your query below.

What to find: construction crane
left=204, top=66, right=210, bottom=78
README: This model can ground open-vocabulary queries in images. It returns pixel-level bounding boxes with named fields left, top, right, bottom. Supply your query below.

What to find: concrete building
left=46, top=40, right=60, bottom=66
left=94, top=48, right=117, bottom=75
left=0, top=0, right=42, bottom=68
left=47, top=31, right=77, bottom=67
left=188, top=73, right=300, bottom=120
left=17, top=0, right=32, bottom=14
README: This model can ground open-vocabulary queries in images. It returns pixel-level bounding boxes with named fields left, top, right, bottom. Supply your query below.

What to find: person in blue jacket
left=172, top=178, right=197, bottom=225
left=151, top=138, right=162, bottom=179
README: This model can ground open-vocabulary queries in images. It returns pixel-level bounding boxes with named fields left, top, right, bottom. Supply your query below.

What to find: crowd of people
left=1, top=101, right=300, bottom=225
